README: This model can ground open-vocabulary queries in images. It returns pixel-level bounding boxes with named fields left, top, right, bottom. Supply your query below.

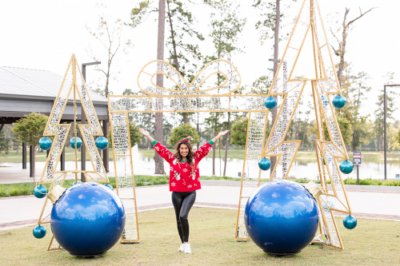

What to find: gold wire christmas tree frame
left=108, top=0, right=354, bottom=250
left=35, top=55, right=110, bottom=251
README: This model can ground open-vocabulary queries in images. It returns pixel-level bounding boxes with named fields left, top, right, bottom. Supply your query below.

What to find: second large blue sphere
left=258, top=157, right=271, bottom=171
left=33, top=185, right=47, bottom=199
left=33, top=225, right=47, bottom=239
left=343, top=215, right=357, bottom=229
left=332, top=94, right=346, bottom=109
left=245, top=180, right=319, bottom=256
left=95, top=137, right=109, bottom=150
left=70, top=137, right=82, bottom=149
left=39, top=137, right=52, bottom=151
left=264, top=96, right=277, bottom=109
left=339, top=160, right=354, bottom=174
left=51, top=183, right=126, bottom=257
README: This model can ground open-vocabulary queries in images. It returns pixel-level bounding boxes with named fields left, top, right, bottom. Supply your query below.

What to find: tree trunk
left=270, top=0, right=280, bottom=177
left=223, top=112, right=231, bottom=176
left=212, top=123, right=216, bottom=175
left=33, top=148, right=36, bottom=185
left=154, top=0, right=165, bottom=174
left=302, top=120, right=308, bottom=149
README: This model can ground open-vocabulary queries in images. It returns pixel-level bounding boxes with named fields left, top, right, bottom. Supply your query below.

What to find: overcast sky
left=1, top=0, right=399, bottom=122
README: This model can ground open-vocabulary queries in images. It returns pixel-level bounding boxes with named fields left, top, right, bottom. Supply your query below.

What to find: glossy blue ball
left=245, top=180, right=319, bottom=256
left=258, top=157, right=271, bottom=171
left=340, top=160, right=354, bottom=174
left=33, top=225, right=47, bottom=239
left=343, top=215, right=357, bottom=229
left=321, top=95, right=329, bottom=108
left=72, top=181, right=82, bottom=186
left=95, top=137, right=109, bottom=150
left=105, top=183, right=113, bottom=190
left=39, top=137, right=52, bottom=151
left=264, top=96, right=277, bottom=109
left=70, top=137, right=82, bottom=149
left=33, top=185, right=47, bottom=199
left=332, top=94, right=346, bottom=109
left=51, top=182, right=125, bottom=257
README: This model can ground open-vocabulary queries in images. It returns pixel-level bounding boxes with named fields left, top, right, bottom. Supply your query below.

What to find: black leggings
left=171, top=191, right=196, bottom=243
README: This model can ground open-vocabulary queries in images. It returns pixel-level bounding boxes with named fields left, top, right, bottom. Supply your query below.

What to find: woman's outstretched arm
left=211, top=130, right=230, bottom=143
left=195, top=130, right=230, bottom=162
left=139, top=128, right=154, bottom=143
left=139, top=128, right=175, bottom=164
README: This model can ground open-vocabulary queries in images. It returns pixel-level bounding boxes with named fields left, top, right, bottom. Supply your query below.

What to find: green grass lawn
left=0, top=208, right=399, bottom=265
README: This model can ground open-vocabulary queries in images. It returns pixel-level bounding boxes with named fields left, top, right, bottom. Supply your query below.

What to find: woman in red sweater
left=139, top=128, right=229, bottom=254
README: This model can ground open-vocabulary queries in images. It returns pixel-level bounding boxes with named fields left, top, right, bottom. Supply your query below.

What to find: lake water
left=3, top=146, right=400, bottom=180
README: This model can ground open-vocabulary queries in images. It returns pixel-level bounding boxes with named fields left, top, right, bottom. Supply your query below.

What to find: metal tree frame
left=36, top=55, right=110, bottom=251
left=109, top=0, right=353, bottom=249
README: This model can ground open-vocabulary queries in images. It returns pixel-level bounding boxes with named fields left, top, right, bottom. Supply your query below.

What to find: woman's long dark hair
left=174, top=141, right=195, bottom=173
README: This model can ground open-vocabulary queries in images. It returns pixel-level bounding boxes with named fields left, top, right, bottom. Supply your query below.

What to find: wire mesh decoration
left=36, top=55, right=109, bottom=251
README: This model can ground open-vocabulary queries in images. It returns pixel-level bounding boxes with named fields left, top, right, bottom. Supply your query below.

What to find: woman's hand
left=212, top=130, right=230, bottom=143
left=139, top=128, right=150, bottom=136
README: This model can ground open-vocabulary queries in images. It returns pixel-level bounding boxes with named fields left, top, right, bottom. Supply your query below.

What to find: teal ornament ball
left=39, top=137, right=52, bottom=151
left=33, top=185, right=47, bottom=199
left=70, top=137, right=82, bottom=149
left=33, top=225, right=47, bottom=239
left=264, top=96, right=277, bottom=110
left=95, top=137, right=109, bottom=150
left=105, top=183, right=113, bottom=190
left=339, top=160, right=353, bottom=174
left=321, top=95, right=329, bottom=108
left=343, top=215, right=357, bottom=229
left=258, top=157, right=271, bottom=171
left=72, top=181, right=82, bottom=186
left=332, top=94, right=346, bottom=109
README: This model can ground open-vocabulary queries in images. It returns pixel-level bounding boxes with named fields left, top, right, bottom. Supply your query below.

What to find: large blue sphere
left=70, top=137, right=82, bottom=149
left=258, top=157, right=271, bottom=171
left=51, top=183, right=126, bottom=257
left=33, top=185, right=47, bottom=199
left=95, top=137, right=109, bottom=150
left=332, top=94, right=346, bottom=109
left=343, top=215, right=357, bottom=229
left=245, top=180, right=319, bottom=256
left=340, top=160, right=354, bottom=174
left=33, top=225, right=47, bottom=239
left=39, top=137, right=52, bottom=151
left=264, top=96, right=277, bottom=109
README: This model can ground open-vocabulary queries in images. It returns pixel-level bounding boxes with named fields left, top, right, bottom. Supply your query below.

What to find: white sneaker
left=183, top=243, right=191, bottom=254
left=178, top=244, right=184, bottom=252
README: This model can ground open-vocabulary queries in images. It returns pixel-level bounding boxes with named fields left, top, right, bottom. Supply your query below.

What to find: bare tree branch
left=347, top=7, right=377, bottom=26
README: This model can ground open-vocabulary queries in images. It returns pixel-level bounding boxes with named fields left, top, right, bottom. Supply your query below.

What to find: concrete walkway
left=1, top=182, right=400, bottom=230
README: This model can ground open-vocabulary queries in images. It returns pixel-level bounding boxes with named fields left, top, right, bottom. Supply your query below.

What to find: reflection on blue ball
left=264, top=96, right=277, bottom=109
left=258, top=157, right=271, bottom=171
left=321, top=95, right=329, bottom=108
left=39, top=137, right=52, bottom=151
left=70, top=137, right=82, bottom=149
left=33, top=185, right=47, bottom=199
left=51, top=182, right=125, bottom=257
left=105, top=183, right=113, bottom=190
left=33, top=225, right=47, bottom=239
left=343, top=215, right=357, bottom=229
left=72, top=181, right=82, bottom=186
left=245, top=180, right=319, bottom=256
left=340, top=160, right=353, bottom=174
left=95, top=137, right=109, bottom=150
left=332, top=94, right=346, bottom=109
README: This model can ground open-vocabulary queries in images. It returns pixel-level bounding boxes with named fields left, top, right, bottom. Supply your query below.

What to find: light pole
left=383, top=84, right=400, bottom=180
left=81, top=61, right=101, bottom=182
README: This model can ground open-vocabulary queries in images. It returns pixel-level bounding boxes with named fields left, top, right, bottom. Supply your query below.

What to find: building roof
left=0, top=66, right=107, bottom=104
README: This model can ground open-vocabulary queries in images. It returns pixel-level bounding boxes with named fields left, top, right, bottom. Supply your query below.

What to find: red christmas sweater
left=153, top=140, right=213, bottom=192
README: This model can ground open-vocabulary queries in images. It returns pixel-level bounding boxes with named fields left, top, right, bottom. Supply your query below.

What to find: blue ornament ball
left=33, top=225, right=47, bottom=239
left=258, top=157, right=271, bottom=171
left=72, top=181, right=82, bottom=186
left=340, top=160, right=353, bottom=174
left=39, top=137, right=52, bottom=151
left=105, top=183, right=113, bottom=190
left=264, top=96, right=277, bottom=110
left=51, top=182, right=125, bottom=257
left=245, top=180, right=319, bottom=256
left=33, top=185, right=47, bottom=199
left=343, top=215, right=357, bottom=230
left=332, top=94, right=346, bottom=109
left=95, top=137, right=109, bottom=150
left=321, top=95, right=329, bottom=108
left=70, top=137, right=82, bottom=149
